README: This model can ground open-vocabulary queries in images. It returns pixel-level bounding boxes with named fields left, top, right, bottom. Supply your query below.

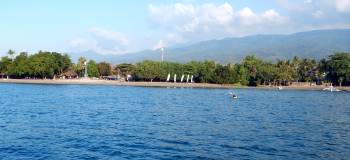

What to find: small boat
left=278, top=86, right=283, bottom=90
left=229, top=92, right=238, bottom=99
left=323, top=83, right=341, bottom=92
left=323, top=87, right=341, bottom=92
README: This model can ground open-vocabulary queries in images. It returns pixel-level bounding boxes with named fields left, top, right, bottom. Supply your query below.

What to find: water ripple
left=0, top=84, right=349, bottom=159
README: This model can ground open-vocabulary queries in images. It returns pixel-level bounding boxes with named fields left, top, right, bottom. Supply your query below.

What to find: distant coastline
left=1, top=79, right=349, bottom=91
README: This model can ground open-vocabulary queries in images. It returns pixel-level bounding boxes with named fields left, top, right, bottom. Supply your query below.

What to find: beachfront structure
left=102, top=75, right=118, bottom=80
left=59, top=70, right=78, bottom=79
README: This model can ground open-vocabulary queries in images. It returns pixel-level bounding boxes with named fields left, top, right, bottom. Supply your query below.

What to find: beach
left=1, top=79, right=349, bottom=91
left=0, top=79, right=232, bottom=89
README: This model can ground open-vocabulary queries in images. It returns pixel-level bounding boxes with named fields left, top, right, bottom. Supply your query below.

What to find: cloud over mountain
left=149, top=2, right=289, bottom=48
left=146, top=1, right=350, bottom=52
left=67, top=1, right=350, bottom=56
left=149, top=3, right=287, bottom=32
left=70, top=27, right=130, bottom=55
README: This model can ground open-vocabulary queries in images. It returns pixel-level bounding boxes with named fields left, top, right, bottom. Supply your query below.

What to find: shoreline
left=0, top=79, right=349, bottom=91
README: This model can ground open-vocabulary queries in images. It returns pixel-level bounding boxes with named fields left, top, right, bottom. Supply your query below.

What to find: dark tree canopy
left=97, top=62, right=112, bottom=76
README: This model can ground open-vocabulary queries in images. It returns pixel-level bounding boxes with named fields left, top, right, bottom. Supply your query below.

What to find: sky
left=0, top=0, right=350, bottom=56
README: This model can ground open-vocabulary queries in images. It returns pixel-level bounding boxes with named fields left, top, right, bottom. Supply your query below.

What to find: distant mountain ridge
left=72, top=29, right=350, bottom=64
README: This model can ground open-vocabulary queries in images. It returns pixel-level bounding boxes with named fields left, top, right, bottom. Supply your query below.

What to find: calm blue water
left=0, top=84, right=349, bottom=160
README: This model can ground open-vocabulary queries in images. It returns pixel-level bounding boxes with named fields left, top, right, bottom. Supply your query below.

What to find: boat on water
left=278, top=86, right=283, bottom=90
left=229, top=92, right=238, bottom=99
left=323, top=87, right=341, bottom=92
left=323, top=83, right=341, bottom=92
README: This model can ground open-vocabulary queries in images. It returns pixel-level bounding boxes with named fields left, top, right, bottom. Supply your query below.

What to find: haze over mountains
left=72, top=29, right=350, bottom=64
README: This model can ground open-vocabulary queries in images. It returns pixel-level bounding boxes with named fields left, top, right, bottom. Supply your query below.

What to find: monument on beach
left=84, top=61, right=88, bottom=78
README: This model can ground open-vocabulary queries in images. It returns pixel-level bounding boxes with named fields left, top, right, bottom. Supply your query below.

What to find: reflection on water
left=0, top=84, right=349, bottom=159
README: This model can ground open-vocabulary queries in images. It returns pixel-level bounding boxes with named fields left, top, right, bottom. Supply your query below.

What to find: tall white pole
left=161, top=48, right=164, bottom=62
left=84, top=61, right=88, bottom=78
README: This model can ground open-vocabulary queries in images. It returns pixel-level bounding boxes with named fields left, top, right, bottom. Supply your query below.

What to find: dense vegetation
left=132, top=53, right=350, bottom=86
left=0, top=50, right=349, bottom=86
left=0, top=51, right=71, bottom=79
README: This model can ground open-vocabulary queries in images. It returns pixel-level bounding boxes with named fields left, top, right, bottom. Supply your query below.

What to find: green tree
left=0, top=56, right=12, bottom=77
left=326, top=52, right=350, bottom=86
left=7, top=49, right=16, bottom=60
left=259, top=62, right=278, bottom=85
left=97, top=62, right=112, bottom=76
left=276, top=60, right=294, bottom=85
left=197, top=61, right=216, bottom=83
left=134, top=60, right=160, bottom=81
left=10, top=52, right=29, bottom=78
left=115, top=63, right=135, bottom=78
left=291, top=56, right=301, bottom=81
left=52, top=52, right=72, bottom=75
left=298, top=58, right=317, bottom=82
left=243, top=55, right=263, bottom=86
left=235, top=64, right=249, bottom=85
left=87, top=60, right=99, bottom=78
left=74, top=57, right=87, bottom=77
left=27, top=52, right=56, bottom=79
left=214, top=64, right=237, bottom=84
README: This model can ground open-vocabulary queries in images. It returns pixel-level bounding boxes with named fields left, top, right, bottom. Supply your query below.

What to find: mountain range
left=71, top=29, right=350, bottom=64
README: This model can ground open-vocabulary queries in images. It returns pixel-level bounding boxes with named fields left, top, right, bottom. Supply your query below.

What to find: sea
left=0, top=84, right=349, bottom=159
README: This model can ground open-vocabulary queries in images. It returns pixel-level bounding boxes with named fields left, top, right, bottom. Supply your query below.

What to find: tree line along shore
left=0, top=50, right=349, bottom=87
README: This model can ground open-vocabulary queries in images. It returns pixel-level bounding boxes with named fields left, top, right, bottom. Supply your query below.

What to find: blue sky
left=0, top=0, right=349, bottom=56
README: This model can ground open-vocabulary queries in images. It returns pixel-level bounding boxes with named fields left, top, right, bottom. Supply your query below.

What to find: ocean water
left=0, top=84, right=349, bottom=160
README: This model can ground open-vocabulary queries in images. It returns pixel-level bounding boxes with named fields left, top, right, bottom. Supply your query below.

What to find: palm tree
left=7, top=49, right=15, bottom=60
left=291, top=56, right=301, bottom=82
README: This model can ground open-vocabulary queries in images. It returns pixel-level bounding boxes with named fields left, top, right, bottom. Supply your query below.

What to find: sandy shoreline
left=0, top=79, right=232, bottom=89
left=0, top=79, right=349, bottom=91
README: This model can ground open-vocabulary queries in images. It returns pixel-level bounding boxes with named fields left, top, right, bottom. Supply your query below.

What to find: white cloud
left=70, top=28, right=130, bottom=55
left=89, top=27, right=129, bottom=46
left=153, top=33, right=184, bottom=50
left=237, top=8, right=286, bottom=26
left=197, top=3, right=234, bottom=26
left=153, top=40, right=166, bottom=50
left=149, top=3, right=235, bottom=33
left=237, top=7, right=258, bottom=26
left=69, top=38, right=93, bottom=51
left=305, top=0, right=313, bottom=4
left=149, top=3, right=288, bottom=46
left=312, top=10, right=324, bottom=18
left=262, top=9, right=287, bottom=24
left=335, top=0, right=350, bottom=12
